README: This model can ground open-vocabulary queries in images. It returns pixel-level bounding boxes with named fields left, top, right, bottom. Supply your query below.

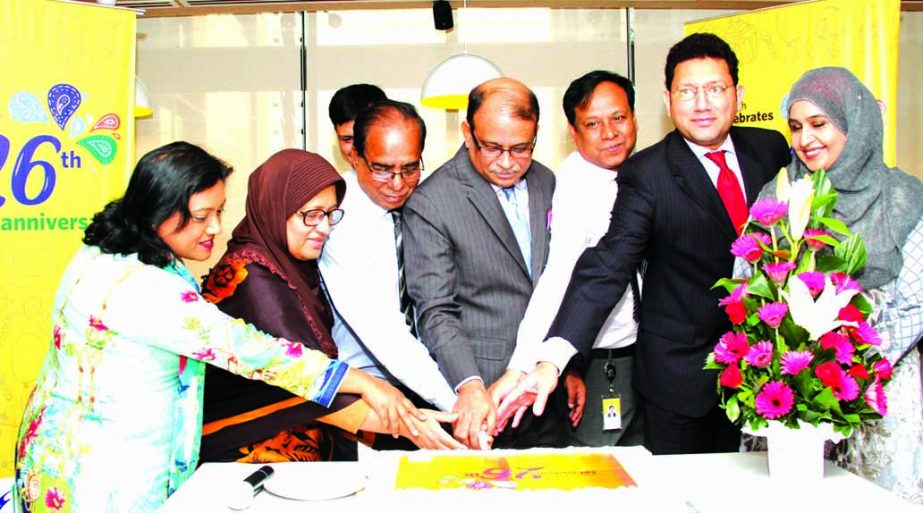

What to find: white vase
left=744, top=420, right=846, bottom=482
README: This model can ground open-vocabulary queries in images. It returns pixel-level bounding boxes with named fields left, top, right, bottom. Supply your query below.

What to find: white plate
left=262, top=463, right=367, bottom=501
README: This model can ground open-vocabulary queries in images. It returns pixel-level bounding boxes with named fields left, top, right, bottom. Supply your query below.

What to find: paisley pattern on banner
left=47, top=84, right=81, bottom=130
left=6, top=83, right=121, bottom=165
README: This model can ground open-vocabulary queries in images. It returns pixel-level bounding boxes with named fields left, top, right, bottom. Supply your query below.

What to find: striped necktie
left=391, top=210, right=416, bottom=336
left=501, top=186, right=532, bottom=277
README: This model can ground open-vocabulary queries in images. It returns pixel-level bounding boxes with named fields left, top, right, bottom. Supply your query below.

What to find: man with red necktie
left=497, top=33, right=791, bottom=455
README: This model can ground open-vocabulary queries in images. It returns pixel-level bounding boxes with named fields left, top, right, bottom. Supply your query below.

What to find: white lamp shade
left=134, top=76, right=153, bottom=118
left=420, top=54, right=502, bottom=110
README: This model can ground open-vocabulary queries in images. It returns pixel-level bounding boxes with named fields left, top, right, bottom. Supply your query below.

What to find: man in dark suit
left=403, top=77, right=567, bottom=450
left=496, top=33, right=791, bottom=455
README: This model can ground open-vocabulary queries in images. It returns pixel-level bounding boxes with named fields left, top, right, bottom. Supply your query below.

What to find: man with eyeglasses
left=494, top=70, right=644, bottom=450
left=320, top=100, right=463, bottom=452
left=402, top=77, right=567, bottom=450
left=497, top=33, right=790, bottom=455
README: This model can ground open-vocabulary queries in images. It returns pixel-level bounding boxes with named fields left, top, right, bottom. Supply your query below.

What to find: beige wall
left=136, top=8, right=923, bottom=276
left=897, top=11, right=922, bottom=177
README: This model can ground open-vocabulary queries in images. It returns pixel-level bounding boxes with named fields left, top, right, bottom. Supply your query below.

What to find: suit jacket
left=547, top=127, right=790, bottom=417
left=403, top=145, right=555, bottom=388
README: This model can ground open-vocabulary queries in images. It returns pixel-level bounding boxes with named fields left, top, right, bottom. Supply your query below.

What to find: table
left=160, top=446, right=922, bottom=513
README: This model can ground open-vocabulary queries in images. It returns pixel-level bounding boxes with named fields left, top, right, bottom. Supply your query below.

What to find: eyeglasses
left=297, top=208, right=345, bottom=227
left=672, top=83, right=732, bottom=102
left=362, top=157, right=423, bottom=184
left=471, top=133, right=536, bottom=160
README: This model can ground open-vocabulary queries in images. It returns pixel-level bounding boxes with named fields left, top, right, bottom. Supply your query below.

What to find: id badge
left=602, top=394, right=622, bottom=431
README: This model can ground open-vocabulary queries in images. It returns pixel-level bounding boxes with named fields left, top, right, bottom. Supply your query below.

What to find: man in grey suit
left=403, top=77, right=567, bottom=450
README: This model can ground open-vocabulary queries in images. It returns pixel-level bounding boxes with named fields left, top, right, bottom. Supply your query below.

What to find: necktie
left=705, top=150, right=748, bottom=235
left=390, top=210, right=416, bottom=336
left=501, top=186, right=532, bottom=277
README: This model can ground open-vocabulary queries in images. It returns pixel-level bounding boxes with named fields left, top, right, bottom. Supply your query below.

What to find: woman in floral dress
left=13, top=141, right=423, bottom=512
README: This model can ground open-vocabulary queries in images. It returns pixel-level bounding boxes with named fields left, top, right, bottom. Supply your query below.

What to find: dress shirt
left=686, top=137, right=748, bottom=203
left=319, top=171, right=457, bottom=411
left=510, top=151, right=638, bottom=373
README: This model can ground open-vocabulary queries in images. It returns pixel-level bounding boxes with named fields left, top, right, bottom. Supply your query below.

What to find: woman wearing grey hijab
left=776, top=67, right=923, bottom=504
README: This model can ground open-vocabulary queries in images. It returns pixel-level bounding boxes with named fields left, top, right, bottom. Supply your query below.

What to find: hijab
left=226, top=149, right=346, bottom=355
left=766, top=67, right=923, bottom=289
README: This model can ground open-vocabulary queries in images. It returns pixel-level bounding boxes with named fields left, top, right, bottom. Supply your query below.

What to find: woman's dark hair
left=83, top=141, right=233, bottom=267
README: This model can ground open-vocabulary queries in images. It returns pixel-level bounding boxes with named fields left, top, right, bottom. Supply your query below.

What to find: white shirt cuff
left=537, top=337, right=579, bottom=375
left=454, top=375, right=484, bottom=392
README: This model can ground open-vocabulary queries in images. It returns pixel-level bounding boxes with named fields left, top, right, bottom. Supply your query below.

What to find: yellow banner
left=0, top=0, right=136, bottom=476
left=686, top=0, right=900, bottom=165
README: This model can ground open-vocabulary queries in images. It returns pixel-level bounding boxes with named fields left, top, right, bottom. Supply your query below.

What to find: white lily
left=788, top=175, right=814, bottom=241
left=782, top=275, right=859, bottom=340
left=775, top=167, right=791, bottom=203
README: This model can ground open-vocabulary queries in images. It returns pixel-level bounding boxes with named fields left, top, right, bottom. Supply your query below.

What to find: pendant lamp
left=420, top=2, right=502, bottom=110
left=421, top=54, right=502, bottom=110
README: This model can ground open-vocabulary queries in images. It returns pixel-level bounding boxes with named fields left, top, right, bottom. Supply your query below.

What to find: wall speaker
left=433, top=0, right=454, bottom=31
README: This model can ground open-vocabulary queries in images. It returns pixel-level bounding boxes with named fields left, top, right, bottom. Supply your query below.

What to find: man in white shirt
left=320, top=100, right=462, bottom=450
left=496, top=70, right=643, bottom=448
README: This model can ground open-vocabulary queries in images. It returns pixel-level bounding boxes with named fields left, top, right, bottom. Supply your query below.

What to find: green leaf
left=834, top=234, right=867, bottom=275
left=747, top=272, right=774, bottom=300
left=726, top=395, right=740, bottom=423
left=816, top=254, right=848, bottom=273
left=812, top=387, right=840, bottom=413
left=713, top=277, right=742, bottom=293
left=851, top=294, right=872, bottom=317
left=818, top=216, right=849, bottom=236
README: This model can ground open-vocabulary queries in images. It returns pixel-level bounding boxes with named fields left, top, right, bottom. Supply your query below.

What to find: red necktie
left=705, top=150, right=748, bottom=235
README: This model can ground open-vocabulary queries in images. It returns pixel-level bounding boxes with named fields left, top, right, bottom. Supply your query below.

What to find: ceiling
left=81, top=0, right=923, bottom=17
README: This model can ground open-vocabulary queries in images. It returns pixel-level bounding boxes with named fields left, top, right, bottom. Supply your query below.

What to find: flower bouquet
left=705, top=168, right=891, bottom=437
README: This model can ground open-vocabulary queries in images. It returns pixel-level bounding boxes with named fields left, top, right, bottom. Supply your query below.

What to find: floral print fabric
left=13, top=245, right=347, bottom=512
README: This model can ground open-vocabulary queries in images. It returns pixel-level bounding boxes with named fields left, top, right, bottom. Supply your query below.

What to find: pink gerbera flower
left=873, top=359, right=893, bottom=380
left=796, top=272, right=826, bottom=297
left=803, top=228, right=832, bottom=250
left=865, top=377, right=888, bottom=416
left=731, top=234, right=764, bottom=263
left=757, top=302, right=788, bottom=329
left=53, top=326, right=62, bottom=350
left=181, top=290, right=199, bottom=303
left=780, top=350, right=813, bottom=375
left=830, top=272, right=862, bottom=294
left=755, top=381, right=794, bottom=419
left=750, top=199, right=788, bottom=227
left=853, top=322, right=881, bottom=346
left=831, top=374, right=860, bottom=401
left=744, top=340, right=773, bottom=368
left=762, top=261, right=795, bottom=284
left=719, top=364, right=743, bottom=388
left=714, top=332, right=750, bottom=364
left=819, top=331, right=855, bottom=365
left=45, top=487, right=66, bottom=511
